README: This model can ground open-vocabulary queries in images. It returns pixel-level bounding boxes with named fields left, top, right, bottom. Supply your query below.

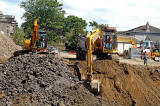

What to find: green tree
left=98, top=24, right=105, bottom=30
left=89, top=21, right=105, bottom=30
left=12, top=28, right=25, bottom=46
left=20, top=0, right=65, bottom=41
left=89, top=21, right=98, bottom=28
left=64, top=15, right=87, bottom=49
left=64, top=15, right=87, bottom=35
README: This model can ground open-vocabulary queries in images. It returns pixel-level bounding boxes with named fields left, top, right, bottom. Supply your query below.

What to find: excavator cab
left=103, top=34, right=114, bottom=50
left=36, top=30, right=48, bottom=49
left=102, top=26, right=117, bottom=54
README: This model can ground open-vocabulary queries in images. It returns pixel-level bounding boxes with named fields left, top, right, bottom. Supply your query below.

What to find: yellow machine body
left=24, top=39, right=31, bottom=50
left=86, top=28, right=117, bottom=78
left=117, top=36, right=137, bottom=48
left=86, top=28, right=117, bottom=93
left=86, top=29, right=117, bottom=55
left=23, top=20, right=47, bottom=52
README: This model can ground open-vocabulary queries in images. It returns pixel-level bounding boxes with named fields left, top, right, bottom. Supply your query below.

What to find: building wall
left=0, top=12, right=18, bottom=36
left=134, top=35, right=146, bottom=41
left=131, top=32, right=160, bottom=43
left=117, top=42, right=133, bottom=54
left=0, top=22, right=8, bottom=35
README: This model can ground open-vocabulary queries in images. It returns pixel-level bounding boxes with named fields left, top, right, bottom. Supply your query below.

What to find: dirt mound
left=0, top=32, right=21, bottom=63
left=0, top=54, right=108, bottom=106
left=69, top=59, right=160, bottom=106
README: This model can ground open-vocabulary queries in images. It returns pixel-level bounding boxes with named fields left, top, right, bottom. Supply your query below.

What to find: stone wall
left=0, top=11, right=18, bottom=36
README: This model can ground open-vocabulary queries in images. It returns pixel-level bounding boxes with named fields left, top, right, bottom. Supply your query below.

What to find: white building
left=117, top=22, right=160, bottom=54
left=116, top=35, right=140, bottom=54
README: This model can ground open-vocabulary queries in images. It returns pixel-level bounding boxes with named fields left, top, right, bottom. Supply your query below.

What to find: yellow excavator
left=117, top=36, right=137, bottom=48
left=24, top=20, right=48, bottom=52
left=86, top=28, right=117, bottom=93
left=14, top=20, right=49, bottom=56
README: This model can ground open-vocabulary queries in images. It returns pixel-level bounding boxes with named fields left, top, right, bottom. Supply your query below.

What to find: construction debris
left=0, top=54, right=108, bottom=106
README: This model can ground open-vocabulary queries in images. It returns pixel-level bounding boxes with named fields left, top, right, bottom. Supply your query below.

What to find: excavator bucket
left=90, top=79, right=100, bottom=93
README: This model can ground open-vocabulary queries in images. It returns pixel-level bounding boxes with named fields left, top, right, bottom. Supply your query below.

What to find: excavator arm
left=86, top=29, right=102, bottom=93
left=31, top=20, right=38, bottom=49
left=117, top=36, right=137, bottom=48
left=86, top=34, right=93, bottom=81
left=86, top=29, right=102, bottom=80
left=86, top=28, right=119, bottom=93
left=24, top=20, right=38, bottom=50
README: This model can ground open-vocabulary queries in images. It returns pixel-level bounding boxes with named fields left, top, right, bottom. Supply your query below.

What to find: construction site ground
left=66, top=53, right=160, bottom=106
left=1, top=32, right=160, bottom=105
left=1, top=47, right=160, bottom=105
left=118, top=56, right=160, bottom=66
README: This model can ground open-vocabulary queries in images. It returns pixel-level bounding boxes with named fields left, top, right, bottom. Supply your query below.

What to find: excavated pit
left=68, top=59, right=160, bottom=106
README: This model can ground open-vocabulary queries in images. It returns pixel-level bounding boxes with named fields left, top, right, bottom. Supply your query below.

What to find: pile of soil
left=0, top=54, right=108, bottom=106
left=0, top=32, right=21, bottom=63
left=69, top=59, right=160, bottom=106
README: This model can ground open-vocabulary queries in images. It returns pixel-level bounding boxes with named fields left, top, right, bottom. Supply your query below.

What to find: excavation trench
left=68, top=59, right=160, bottom=106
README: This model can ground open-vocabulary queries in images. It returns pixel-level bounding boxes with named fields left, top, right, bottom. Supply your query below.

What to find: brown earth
left=0, top=32, right=22, bottom=63
left=68, top=59, right=160, bottom=106
left=1, top=39, right=160, bottom=106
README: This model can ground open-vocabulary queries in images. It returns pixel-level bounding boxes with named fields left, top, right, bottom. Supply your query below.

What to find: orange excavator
left=14, top=20, right=48, bottom=56
left=24, top=20, right=48, bottom=52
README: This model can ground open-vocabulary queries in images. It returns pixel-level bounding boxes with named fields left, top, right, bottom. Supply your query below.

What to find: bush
left=12, top=28, right=25, bottom=46
left=65, top=30, right=77, bottom=49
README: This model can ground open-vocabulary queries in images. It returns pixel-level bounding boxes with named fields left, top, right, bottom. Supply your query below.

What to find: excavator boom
left=31, top=20, right=38, bottom=49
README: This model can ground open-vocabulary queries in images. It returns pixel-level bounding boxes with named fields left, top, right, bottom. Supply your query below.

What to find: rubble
left=0, top=54, right=108, bottom=106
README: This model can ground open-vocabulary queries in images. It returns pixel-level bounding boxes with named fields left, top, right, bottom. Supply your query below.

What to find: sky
left=0, top=0, right=24, bottom=26
left=0, top=0, right=160, bottom=31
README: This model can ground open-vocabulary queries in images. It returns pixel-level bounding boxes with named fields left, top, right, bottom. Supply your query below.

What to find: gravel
left=0, top=54, right=108, bottom=106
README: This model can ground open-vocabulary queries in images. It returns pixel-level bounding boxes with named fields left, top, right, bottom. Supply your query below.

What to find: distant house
left=116, top=22, right=160, bottom=54
left=122, top=22, right=160, bottom=43
left=0, top=11, right=18, bottom=36
left=115, top=35, right=138, bottom=54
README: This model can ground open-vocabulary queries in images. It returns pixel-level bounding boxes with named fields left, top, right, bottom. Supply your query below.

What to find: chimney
left=146, top=22, right=150, bottom=32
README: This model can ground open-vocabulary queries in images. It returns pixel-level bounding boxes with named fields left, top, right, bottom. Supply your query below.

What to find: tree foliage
left=20, top=0, right=65, bottom=40
left=89, top=21, right=98, bottom=28
left=64, top=15, right=87, bottom=35
left=64, top=15, right=87, bottom=49
left=89, top=21, right=105, bottom=30
left=12, top=28, right=25, bottom=46
left=20, top=0, right=88, bottom=47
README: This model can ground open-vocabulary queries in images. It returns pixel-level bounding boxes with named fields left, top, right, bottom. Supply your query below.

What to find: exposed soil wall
left=69, top=59, right=160, bottom=106
left=0, top=33, right=21, bottom=63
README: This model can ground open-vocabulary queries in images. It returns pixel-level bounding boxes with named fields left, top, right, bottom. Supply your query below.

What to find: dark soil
left=0, top=54, right=108, bottom=106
